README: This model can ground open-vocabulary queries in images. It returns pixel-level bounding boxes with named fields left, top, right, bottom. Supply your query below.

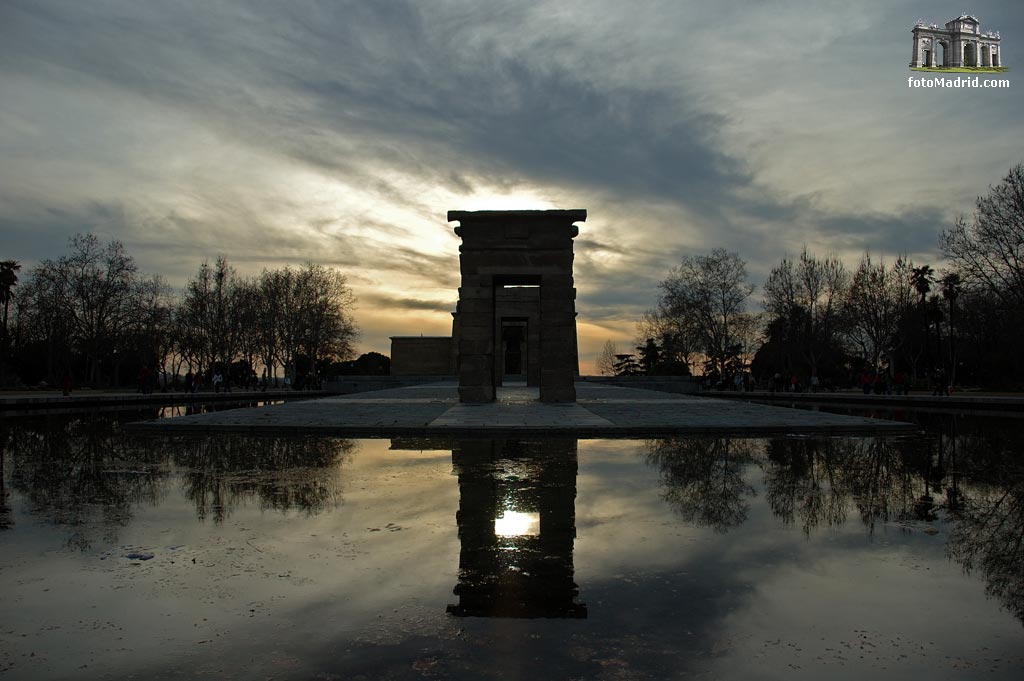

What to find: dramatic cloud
left=1, top=0, right=1021, bottom=368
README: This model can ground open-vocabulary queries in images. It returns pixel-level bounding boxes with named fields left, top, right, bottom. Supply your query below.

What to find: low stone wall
left=580, top=375, right=699, bottom=394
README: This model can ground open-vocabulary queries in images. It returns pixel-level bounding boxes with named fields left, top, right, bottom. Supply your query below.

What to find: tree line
left=0, top=234, right=359, bottom=390
left=600, top=162, right=1024, bottom=390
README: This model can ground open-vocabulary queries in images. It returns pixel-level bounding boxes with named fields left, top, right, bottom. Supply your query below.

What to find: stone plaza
left=128, top=381, right=914, bottom=436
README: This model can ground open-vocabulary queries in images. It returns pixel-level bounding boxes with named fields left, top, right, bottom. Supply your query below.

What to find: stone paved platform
left=125, top=381, right=916, bottom=437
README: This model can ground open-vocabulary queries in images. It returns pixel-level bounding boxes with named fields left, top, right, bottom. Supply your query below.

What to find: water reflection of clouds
left=3, top=415, right=1023, bottom=678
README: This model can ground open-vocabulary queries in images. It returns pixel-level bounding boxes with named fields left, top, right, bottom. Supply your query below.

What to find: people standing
left=212, top=371, right=223, bottom=394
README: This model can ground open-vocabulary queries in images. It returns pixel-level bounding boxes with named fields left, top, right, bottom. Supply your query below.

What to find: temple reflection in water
left=447, top=438, right=586, bottom=618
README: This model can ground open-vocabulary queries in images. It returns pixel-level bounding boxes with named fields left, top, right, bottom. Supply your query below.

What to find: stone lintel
left=448, top=209, right=587, bottom=224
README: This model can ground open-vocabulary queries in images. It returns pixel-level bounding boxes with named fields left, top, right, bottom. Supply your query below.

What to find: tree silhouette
left=763, top=438, right=849, bottom=535
left=175, top=436, right=354, bottom=523
left=948, top=476, right=1024, bottom=623
left=0, top=259, right=20, bottom=383
left=657, top=249, right=754, bottom=381
left=942, top=162, right=1024, bottom=309
left=644, top=437, right=758, bottom=532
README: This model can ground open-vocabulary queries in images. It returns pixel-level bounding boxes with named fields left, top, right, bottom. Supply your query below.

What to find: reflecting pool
left=1, top=411, right=1022, bottom=679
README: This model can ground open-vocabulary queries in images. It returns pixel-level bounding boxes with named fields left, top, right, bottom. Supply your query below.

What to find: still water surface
left=1, top=409, right=1022, bottom=679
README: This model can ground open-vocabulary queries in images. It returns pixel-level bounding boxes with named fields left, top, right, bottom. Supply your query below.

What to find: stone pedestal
left=449, top=209, right=584, bottom=403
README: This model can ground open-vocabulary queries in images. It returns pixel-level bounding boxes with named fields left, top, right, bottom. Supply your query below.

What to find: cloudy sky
left=1, top=0, right=1021, bottom=370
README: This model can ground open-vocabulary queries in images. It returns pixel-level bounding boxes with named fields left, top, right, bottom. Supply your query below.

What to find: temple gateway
left=391, top=210, right=584, bottom=403
left=910, top=14, right=1002, bottom=69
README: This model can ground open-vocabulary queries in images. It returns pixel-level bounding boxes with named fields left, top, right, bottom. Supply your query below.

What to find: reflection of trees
left=644, top=438, right=758, bottom=532
left=943, top=421, right=1024, bottom=625
left=644, top=425, right=1024, bottom=625
left=4, top=414, right=355, bottom=543
left=839, top=438, right=923, bottom=531
left=174, top=436, right=354, bottom=523
left=7, top=414, right=170, bottom=549
left=764, top=439, right=848, bottom=535
left=763, top=437, right=938, bottom=534
left=1, top=423, right=13, bottom=530
left=947, top=476, right=1024, bottom=623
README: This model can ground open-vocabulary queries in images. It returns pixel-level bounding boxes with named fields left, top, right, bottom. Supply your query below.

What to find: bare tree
left=33, top=235, right=139, bottom=386
left=233, top=277, right=262, bottom=385
left=763, top=248, right=849, bottom=378
left=178, top=257, right=239, bottom=380
left=131, top=275, right=173, bottom=386
left=595, top=339, right=619, bottom=376
left=658, top=248, right=754, bottom=380
left=845, top=254, right=914, bottom=370
left=247, top=264, right=359, bottom=386
left=256, top=268, right=288, bottom=384
left=294, top=263, right=357, bottom=382
left=636, top=307, right=700, bottom=373
left=942, top=163, right=1024, bottom=308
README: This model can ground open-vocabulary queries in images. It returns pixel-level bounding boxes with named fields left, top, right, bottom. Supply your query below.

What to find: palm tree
left=911, top=265, right=934, bottom=304
left=910, top=264, right=935, bottom=380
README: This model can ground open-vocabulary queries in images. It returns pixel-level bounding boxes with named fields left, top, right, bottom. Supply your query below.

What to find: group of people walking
left=708, top=367, right=954, bottom=395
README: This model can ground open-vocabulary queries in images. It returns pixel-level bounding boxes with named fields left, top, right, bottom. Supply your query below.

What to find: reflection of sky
left=1, top=436, right=1022, bottom=679
left=494, top=510, right=540, bottom=537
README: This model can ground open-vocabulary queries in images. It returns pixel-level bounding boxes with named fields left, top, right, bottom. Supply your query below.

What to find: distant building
left=389, top=335, right=454, bottom=376
left=910, top=14, right=1002, bottom=68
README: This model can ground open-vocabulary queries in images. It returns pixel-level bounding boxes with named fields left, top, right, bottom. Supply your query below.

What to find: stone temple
left=390, top=209, right=584, bottom=403
left=910, top=14, right=1002, bottom=68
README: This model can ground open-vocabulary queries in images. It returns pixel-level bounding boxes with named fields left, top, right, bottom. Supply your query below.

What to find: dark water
left=1, top=409, right=1022, bottom=679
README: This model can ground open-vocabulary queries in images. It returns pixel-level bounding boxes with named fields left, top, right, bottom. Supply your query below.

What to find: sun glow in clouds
left=494, top=510, right=541, bottom=537
left=453, top=187, right=561, bottom=212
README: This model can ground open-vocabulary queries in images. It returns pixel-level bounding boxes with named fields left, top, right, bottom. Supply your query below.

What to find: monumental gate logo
left=907, top=14, right=1009, bottom=88
left=910, top=14, right=1006, bottom=71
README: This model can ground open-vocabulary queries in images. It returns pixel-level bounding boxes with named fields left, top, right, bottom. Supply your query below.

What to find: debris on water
left=125, top=552, right=154, bottom=561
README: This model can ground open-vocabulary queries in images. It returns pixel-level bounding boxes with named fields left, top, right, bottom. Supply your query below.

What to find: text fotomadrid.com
left=907, top=76, right=1010, bottom=88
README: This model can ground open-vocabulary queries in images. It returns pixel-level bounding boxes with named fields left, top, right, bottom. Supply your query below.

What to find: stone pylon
left=449, top=210, right=584, bottom=403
